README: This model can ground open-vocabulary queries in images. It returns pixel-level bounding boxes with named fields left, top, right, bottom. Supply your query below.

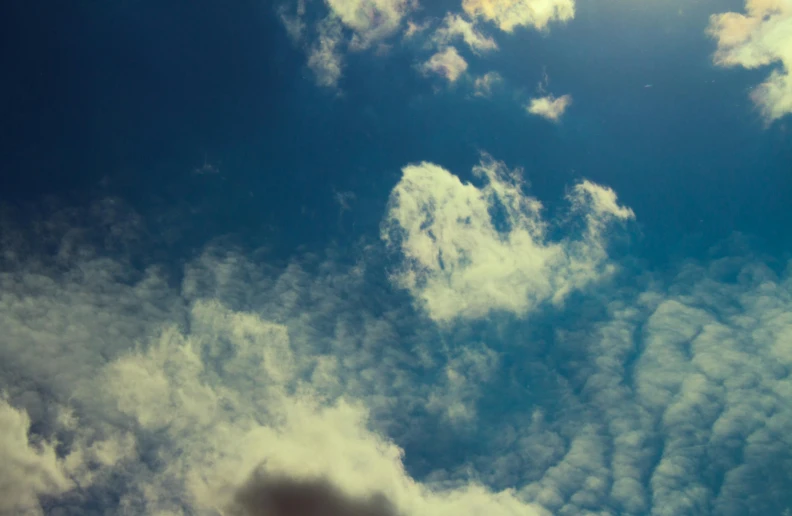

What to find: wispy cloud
left=461, top=0, right=576, bottom=33
left=473, top=71, right=503, bottom=97
left=381, top=153, right=634, bottom=323
left=308, top=17, right=346, bottom=88
left=708, top=0, right=792, bottom=122
left=431, top=13, right=498, bottom=55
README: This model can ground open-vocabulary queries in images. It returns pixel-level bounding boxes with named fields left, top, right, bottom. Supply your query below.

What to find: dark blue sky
left=2, top=0, right=789, bottom=270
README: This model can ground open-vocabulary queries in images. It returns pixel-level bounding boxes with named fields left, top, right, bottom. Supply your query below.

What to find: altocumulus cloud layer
left=1, top=156, right=791, bottom=515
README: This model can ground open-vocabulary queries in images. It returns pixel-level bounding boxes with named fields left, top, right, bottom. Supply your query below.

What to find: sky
left=0, top=0, right=791, bottom=515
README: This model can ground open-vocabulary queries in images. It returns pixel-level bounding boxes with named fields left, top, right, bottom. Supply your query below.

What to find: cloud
left=473, top=71, right=503, bottom=97
left=461, top=0, right=576, bottom=33
left=381, top=153, right=634, bottom=323
left=326, top=0, right=418, bottom=50
left=420, top=47, right=469, bottom=83
left=5, top=186, right=792, bottom=516
left=0, top=203, right=550, bottom=515
left=525, top=94, right=572, bottom=121
left=431, top=14, right=498, bottom=54
left=403, top=19, right=431, bottom=39
left=0, top=398, right=74, bottom=515
left=708, top=0, right=792, bottom=122
left=307, top=17, right=345, bottom=88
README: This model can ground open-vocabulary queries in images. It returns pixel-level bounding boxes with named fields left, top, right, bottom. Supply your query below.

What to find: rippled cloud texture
left=1, top=156, right=791, bottom=515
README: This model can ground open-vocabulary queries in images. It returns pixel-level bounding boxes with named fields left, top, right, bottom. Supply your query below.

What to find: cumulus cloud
left=525, top=94, right=572, bottom=121
left=0, top=399, right=74, bottom=515
left=431, top=13, right=498, bottom=54
left=0, top=202, right=550, bottom=516
left=326, top=0, right=418, bottom=50
left=420, top=47, right=469, bottom=83
left=308, top=17, right=345, bottom=88
left=473, top=71, right=503, bottom=97
left=5, top=182, right=792, bottom=516
left=707, top=0, right=792, bottom=122
left=381, top=153, right=634, bottom=323
left=461, top=0, right=576, bottom=33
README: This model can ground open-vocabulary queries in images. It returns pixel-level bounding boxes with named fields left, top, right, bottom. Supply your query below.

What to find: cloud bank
left=708, top=0, right=792, bottom=122
left=2, top=175, right=792, bottom=516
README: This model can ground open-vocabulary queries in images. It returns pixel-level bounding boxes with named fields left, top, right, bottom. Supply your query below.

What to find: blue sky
left=0, top=0, right=791, bottom=515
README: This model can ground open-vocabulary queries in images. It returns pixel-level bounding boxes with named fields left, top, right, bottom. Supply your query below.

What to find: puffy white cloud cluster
left=0, top=202, right=548, bottom=516
left=708, top=0, right=792, bottom=122
left=3, top=182, right=792, bottom=516
left=382, top=154, right=634, bottom=323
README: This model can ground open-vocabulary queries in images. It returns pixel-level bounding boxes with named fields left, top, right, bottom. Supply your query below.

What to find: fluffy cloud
left=381, top=154, right=634, bottom=323
left=708, top=0, right=792, bottom=122
left=0, top=399, right=74, bottom=515
left=473, top=71, right=503, bottom=97
left=462, top=0, right=576, bottom=33
left=431, top=14, right=498, bottom=54
left=526, top=94, right=572, bottom=121
left=0, top=203, right=549, bottom=515
left=326, top=0, right=417, bottom=50
left=420, top=47, right=469, bottom=83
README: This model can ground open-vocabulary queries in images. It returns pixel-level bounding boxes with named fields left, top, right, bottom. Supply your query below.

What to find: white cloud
left=526, top=94, right=572, bottom=121
left=5, top=190, right=792, bottom=516
left=473, top=71, right=503, bottom=97
left=308, top=17, right=346, bottom=88
left=431, top=13, right=498, bottom=54
left=708, top=0, right=792, bottom=122
left=381, top=153, right=634, bottom=323
left=461, top=0, right=576, bottom=33
left=0, top=399, right=74, bottom=515
left=420, top=47, right=469, bottom=83
left=0, top=203, right=549, bottom=515
left=326, top=0, right=418, bottom=50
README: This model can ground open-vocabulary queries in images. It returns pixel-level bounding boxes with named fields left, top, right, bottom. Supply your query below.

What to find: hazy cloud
left=473, top=71, right=503, bottom=97
left=708, top=0, right=792, bottom=121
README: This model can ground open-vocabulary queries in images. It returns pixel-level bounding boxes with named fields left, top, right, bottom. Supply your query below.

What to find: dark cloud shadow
left=229, top=470, right=401, bottom=516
